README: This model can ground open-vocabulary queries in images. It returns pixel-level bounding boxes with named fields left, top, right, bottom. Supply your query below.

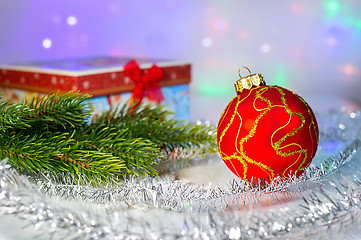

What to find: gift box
left=0, top=56, right=191, bottom=120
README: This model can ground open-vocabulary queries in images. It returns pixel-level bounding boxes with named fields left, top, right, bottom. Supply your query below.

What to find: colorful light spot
left=239, top=30, right=249, bottom=39
left=198, top=85, right=230, bottom=96
left=202, top=37, right=213, bottom=48
left=42, top=38, right=52, bottom=49
left=323, top=0, right=340, bottom=15
left=214, top=20, right=227, bottom=31
left=343, top=64, right=357, bottom=75
left=260, top=43, right=271, bottom=53
left=67, top=16, right=77, bottom=26
left=273, top=69, right=286, bottom=86
left=355, top=19, right=361, bottom=29
left=291, top=4, right=304, bottom=13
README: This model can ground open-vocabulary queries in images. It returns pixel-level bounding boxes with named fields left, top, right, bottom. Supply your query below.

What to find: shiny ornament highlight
left=217, top=67, right=319, bottom=182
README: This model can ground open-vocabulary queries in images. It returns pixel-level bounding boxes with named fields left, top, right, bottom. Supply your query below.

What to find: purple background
left=0, top=0, right=360, bottom=121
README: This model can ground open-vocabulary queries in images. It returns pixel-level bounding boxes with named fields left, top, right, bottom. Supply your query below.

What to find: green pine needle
left=0, top=93, right=34, bottom=130
left=91, top=103, right=217, bottom=154
left=0, top=128, right=161, bottom=183
left=0, top=91, right=217, bottom=185
left=0, top=91, right=91, bottom=132
left=24, top=91, right=92, bottom=130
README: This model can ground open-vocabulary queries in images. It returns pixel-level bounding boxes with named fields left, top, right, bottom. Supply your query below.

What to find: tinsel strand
left=0, top=109, right=361, bottom=239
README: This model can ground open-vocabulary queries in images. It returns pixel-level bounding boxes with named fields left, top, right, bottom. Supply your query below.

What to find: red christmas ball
left=217, top=69, right=318, bottom=182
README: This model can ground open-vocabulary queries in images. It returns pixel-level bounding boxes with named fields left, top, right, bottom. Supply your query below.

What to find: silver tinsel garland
left=1, top=108, right=361, bottom=239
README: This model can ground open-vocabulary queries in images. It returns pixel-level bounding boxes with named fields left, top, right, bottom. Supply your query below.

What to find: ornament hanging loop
left=238, top=66, right=252, bottom=79
left=234, top=67, right=266, bottom=94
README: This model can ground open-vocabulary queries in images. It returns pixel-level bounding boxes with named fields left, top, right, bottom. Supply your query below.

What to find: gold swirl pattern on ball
left=218, top=86, right=318, bottom=181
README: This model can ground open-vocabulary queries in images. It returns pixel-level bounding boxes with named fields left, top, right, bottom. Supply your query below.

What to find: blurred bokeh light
left=0, top=0, right=360, bottom=122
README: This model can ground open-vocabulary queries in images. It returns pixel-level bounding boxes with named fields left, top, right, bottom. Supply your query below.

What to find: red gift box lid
left=0, top=56, right=191, bottom=97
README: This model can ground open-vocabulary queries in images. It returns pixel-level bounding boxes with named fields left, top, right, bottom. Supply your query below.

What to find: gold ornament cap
left=234, top=67, right=266, bottom=94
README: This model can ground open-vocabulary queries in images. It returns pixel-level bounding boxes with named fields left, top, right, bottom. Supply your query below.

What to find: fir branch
left=0, top=131, right=70, bottom=173
left=91, top=104, right=217, bottom=154
left=73, top=124, right=162, bottom=177
left=0, top=91, right=217, bottom=184
left=0, top=129, right=161, bottom=183
left=25, top=91, right=92, bottom=130
left=0, top=93, right=34, bottom=130
left=0, top=91, right=91, bottom=132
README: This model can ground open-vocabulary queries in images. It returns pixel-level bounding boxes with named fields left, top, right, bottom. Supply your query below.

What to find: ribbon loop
left=124, top=60, right=165, bottom=107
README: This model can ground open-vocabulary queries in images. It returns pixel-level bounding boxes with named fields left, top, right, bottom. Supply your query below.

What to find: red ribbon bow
left=124, top=60, right=164, bottom=107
